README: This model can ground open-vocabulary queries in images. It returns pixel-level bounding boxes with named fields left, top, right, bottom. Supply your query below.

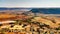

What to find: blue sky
left=0, top=0, right=60, bottom=7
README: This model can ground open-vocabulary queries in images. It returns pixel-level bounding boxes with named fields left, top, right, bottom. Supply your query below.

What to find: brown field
left=0, top=14, right=30, bottom=21
left=0, top=12, right=60, bottom=34
left=0, top=32, right=26, bottom=34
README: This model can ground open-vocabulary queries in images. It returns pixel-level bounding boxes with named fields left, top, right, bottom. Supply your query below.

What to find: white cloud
left=0, top=0, right=60, bottom=8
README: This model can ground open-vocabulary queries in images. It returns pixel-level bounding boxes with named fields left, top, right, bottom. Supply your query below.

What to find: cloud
left=0, top=0, right=60, bottom=7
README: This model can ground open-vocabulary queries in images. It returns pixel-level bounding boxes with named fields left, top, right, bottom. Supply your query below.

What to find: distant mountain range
left=31, top=8, right=60, bottom=14
left=0, top=8, right=60, bottom=14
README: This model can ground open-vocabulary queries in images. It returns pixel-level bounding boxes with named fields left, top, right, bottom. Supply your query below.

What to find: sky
left=0, top=0, right=60, bottom=8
